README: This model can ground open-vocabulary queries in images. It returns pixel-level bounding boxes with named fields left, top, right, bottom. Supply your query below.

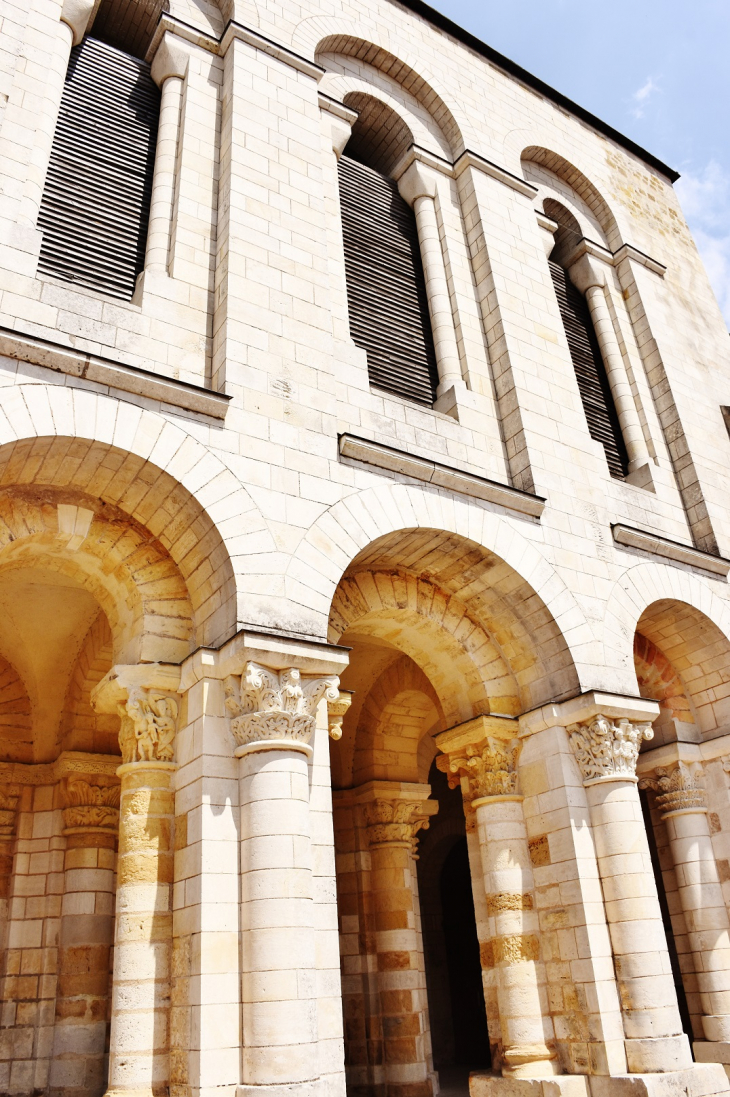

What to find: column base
left=624, top=1036, right=693, bottom=1073
left=237, top=1085, right=319, bottom=1097
left=695, top=1042, right=730, bottom=1078
left=471, top=1063, right=730, bottom=1097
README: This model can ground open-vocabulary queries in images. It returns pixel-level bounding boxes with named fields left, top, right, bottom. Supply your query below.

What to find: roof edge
left=392, top=0, right=680, bottom=184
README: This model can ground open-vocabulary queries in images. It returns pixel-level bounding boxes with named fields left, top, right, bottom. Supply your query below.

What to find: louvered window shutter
left=338, top=154, right=439, bottom=406
left=549, top=260, right=629, bottom=479
left=38, top=37, right=160, bottom=301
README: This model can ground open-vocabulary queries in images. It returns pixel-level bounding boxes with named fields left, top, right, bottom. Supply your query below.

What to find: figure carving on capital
left=61, top=777, right=121, bottom=830
left=224, top=661, right=340, bottom=749
left=438, top=736, right=521, bottom=800
left=567, top=714, right=653, bottom=783
left=118, top=688, right=178, bottom=764
left=639, top=761, right=707, bottom=816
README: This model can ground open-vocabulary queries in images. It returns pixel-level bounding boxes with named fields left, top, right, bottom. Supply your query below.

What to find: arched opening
left=0, top=461, right=198, bottom=1097
left=543, top=197, right=629, bottom=480
left=330, top=528, right=578, bottom=1095
left=337, top=94, right=439, bottom=406
left=417, top=762, right=490, bottom=1087
left=634, top=599, right=730, bottom=1046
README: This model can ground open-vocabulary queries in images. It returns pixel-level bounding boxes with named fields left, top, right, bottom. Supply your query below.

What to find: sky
left=426, top=0, right=730, bottom=328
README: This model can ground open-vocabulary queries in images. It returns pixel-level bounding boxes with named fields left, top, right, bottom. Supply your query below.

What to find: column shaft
left=51, top=828, right=117, bottom=1097
left=106, top=761, right=176, bottom=1097
left=474, top=796, right=557, bottom=1077
left=412, top=194, right=463, bottom=395
left=238, top=746, right=319, bottom=1093
left=584, top=284, right=648, bottom=472
left=144, top=75, right=184, bottom=272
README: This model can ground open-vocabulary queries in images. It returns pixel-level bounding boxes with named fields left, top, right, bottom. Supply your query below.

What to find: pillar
left=355, top=781, right=438, bottom=1097
left=639, top=762, right=730, bottom=1046
left=50, top=774, right=119, bottom=1097
left=566, top=248, right=649, bottom=476
left=566, top=703, right=693, bottom=1072
left=396, top=158, right=464, bottom=402
left=224, top=659, right=340, bottom=1097
left=91, top=665, right=182, bottom=1097
left=142, top=33, right=191, bottom=275
left=436, top=716, right=558, bottom=1079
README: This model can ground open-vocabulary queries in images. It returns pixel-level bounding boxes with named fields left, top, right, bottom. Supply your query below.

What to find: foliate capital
left=363, top=796, right=438, bottom=854
left=118, top=689, right=179, bottom=765
left=440, top=736, right=521, bottom=801
left=567, top=714, right=653, bottom=784
left=61, top=776, right=120, bottom=831
left=0, top=785, right=21, bottom=838
left=225, top=661, right=340, bottom=753
left=639, top=761, right=707, bottom=816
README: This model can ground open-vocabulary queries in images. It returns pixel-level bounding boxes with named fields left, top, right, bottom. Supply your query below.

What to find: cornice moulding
left=612, top=523, right=730, bottom=578
left=220, top=20, right=325, bottom=79
left=0, top=751, right=121, bottom=786
left=0, top=326, right=230, bottom=420
left=391, top=144, right=455, bottom=181
left=317, top=93, right=359, bottom=125
left=454, top=151, right=538, bottom=198
left=339, top=433, right=545, bottom=518
left=613, top=243, right=666, bottom=277
left=146, top=13, right=219, bottom=61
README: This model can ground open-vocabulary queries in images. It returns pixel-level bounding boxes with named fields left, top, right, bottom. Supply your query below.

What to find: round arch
left=603, top=561, right=730, bottom=728
left=0, top=387, right=273, bottom=645
left=287, top=481, right=595, bottom=692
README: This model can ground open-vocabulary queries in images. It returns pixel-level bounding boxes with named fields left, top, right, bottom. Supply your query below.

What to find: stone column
left=0, top=784, right=20, bottom=982
left=142, top=33, right=191, bottom=275
left=355, top=781, right=438, bottom=1097
left=224, top=660, right=340, bottom=1097
left=639, top=761, right=730, bottom=1044
left=396, top=157, right=464, bottom=402
left=92, top=665, right=182, bottom=1097
left=436, top=716, right=558, bottom=1078
left=50, top=773, right=120, bottom=1097
left=567, top=706, right=693, bottom=1072
left=566, top=247, right=649, bottom=476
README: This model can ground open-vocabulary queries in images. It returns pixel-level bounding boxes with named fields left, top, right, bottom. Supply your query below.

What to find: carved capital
left=0, top=785, right=21, bottom=839
left=327, top=689, right=352, bottom=740
left=118, top=689, right=179, bottom=765
left=61, top=776, right=121, bottom=831
left=567, top=714, right=653, bottom=783
left=639, top=761, right=707, bottom=816
left=440, top=736, right=521, bottom=801
left=363, top=797, right=437, bottom=855
left=225, top=661, right=340, bottom=753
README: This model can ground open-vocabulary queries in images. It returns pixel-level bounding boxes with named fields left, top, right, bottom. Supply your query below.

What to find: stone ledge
left=339, top=433, right=545, bottom=518
left=0, top=326, right=231, bottom=420
left=612, top=524, right=730, bottom=578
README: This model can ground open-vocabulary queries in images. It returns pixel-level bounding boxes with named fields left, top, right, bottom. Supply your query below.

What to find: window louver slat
left=37, top=37, right=160, bottom=302
left=549, top=260, right=629, bottom=480
left=338, top=154, right=439, bottom=407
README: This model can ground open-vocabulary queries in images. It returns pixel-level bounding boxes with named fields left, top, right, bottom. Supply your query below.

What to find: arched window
left=37, top=8, right=160, bottom=301
left=545, top=199, right=629, bottom=479
left=337, top=98, right=439, bottom=406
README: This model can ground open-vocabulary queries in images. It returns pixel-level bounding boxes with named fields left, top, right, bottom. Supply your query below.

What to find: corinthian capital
left=443, top=736, right=521, bottom=801
left=363, top=796, right=438, bottom=855
left=224, top=661, right=340, bottom=753
left=61, top=776, right=121, bottom=831
left=567, top=714, right=653, bottom=784
left=118, top=689, right=179, bottom=765
left=639, top=761, right=707, bottom=816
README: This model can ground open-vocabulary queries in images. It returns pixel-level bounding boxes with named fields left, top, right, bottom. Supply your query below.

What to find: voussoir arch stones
left=0, top=385, right=274, bottom=648
left=602, top=560, right=730, bottom=693
left=286, top=480, right=598, bottom=695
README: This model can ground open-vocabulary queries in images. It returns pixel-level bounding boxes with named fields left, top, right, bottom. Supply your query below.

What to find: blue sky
left=427, top=0, right=730, bottom=328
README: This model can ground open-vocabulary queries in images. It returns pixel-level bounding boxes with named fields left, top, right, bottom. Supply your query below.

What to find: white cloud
left=630, top=76, right=659, bottom=119
left=676, top=160, right=730, bottom=326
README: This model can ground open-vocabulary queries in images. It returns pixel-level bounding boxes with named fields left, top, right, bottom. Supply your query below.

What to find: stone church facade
left=1, top=0, right=730, bottom=1096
